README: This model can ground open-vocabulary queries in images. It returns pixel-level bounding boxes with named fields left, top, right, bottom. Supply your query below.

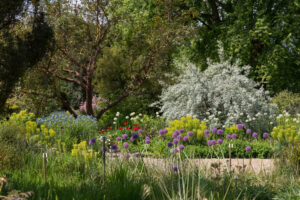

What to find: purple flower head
left=263, top=132, right=269, bottom=139
left=183, top=136, right=189, bottom=142
left=208, top=140, right=216, bottom=146
left=126, top=153, right=130, bottom=158
left=159, top=129, right=165, bottom=135
left=122, top=134, right=128, bottom=139
left=252, top=132, right=258, bottom=138
left=212, top=128, right=217, bottom=133
left=217, top=139, right=223, bottom=145
left=179, top=145, right=184, bottom=150
left=145, top=137, right=150, bottom=144
left=211, top=140, right=216, bottom=145
left=173, top=148, right=179, bottom=153
left=179, top=129, right=185, bottom=133
left=101, top=146, right=108, bottom=152
left=130, top=133, right=139, bottom=141
left=245, top=146, right=251, bottom=151
left=167, top=142, right=173, bottom=148
left=173, top=165, right=178, bottom=172
left=138, top=129, right=143, bottom=134
left=173, top=139, right=179, bottom=145
left=116, top=136, right=121, bottom=141
left=123, top=142, right=129, bottom=149
left=177, top=135, right=183, bottom=141
left=89, top=138, right=96, bottom=145
left=187, top=131, right=194, bottom=137
left=163, top=129, right=168, bottom=134
left=237, top=124, right=244, bottom=130
left=204, top=129, right=210, bottom=135
left=226, top=134, right=231, bottom=139
left=111, top=144, right=119, bottom=151
left=246, top=129, right=251, bottom=134
left=204, top=132, right=210, bottom=138
left=231, top=133, right=237, bottom=139
left=217, top=129, right=223, bottom=135
left=172, top=130, right=180, bottom=138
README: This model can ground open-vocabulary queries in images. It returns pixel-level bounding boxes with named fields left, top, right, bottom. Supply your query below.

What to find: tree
left=32, top=0, right=186, bottom=119
left=0, top=0, right=53, bottom=113
left=182, top=0, right=300, bottom=94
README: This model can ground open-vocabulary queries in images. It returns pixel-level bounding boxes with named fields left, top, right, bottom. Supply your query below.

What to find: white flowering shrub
left=158, top=56, right=278, bottom=132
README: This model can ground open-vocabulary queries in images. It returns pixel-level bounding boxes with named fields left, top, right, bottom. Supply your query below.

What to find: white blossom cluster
left=158, top=57, right=278, bottom=130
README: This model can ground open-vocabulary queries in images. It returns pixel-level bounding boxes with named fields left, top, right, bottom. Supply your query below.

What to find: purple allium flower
left=173, top=165, right=178, bottom=172
left=252, top=132, right=258, bottom=138
left=187, top=131, right=194, bottom=137
left=159, top=129, right=165, bottom=135
left=167, top=142, right=173, bottom=148
left=212, top=128, right=217, bottom=133
left=163, top=129, right=168, bottom=134
left=130, top=133, right=139, bottom=141
left=246, top=129, right=251, bottom=134
left=179, top=145, right=184, bottom=150
left=138, top=129, right=143, bottom=134
left=126, top=153, right=130, bottom=158
left=211, top=140, right=216, bottom=145
left=122, top=134, right=128, bottom=139
left=179, top=129, right=185, bottom=133
left=226, top=134, right=231, bottom=139
left=172, top=130, right=180, bottom=138
left=89, top=138, right=96, bottom=145
left=204, top=129, right=210, bottom=135
left=123, top=142, right=129, bottom=149
left=217, top=139, right=223, bottom=145
left=173, top=148, right=179, bottom=153
left=173, top=139, right=179, bottom=145
left=231, top=133, right=237, bottom=139
left=217, top=129, right=223, bottom=135
left=263, top=132, right=269, bottom=138
left=116, top=136, right=121, bottom=141
left=245, top=146, right=251, bottom=151
left=204, top=133, right=210, bottom=138
left=177, top=135, right=183, bottom=141
left=101, top=146, right=108, bottom=152
left=145, top=137, right=150, bottom=144
left=237, top=124, right=244, bottom=130
left=183, top=136, right=189, bottom=142
left=111, top=144, right=118, bottom=151
left=207, top=140, right=212, bottom=146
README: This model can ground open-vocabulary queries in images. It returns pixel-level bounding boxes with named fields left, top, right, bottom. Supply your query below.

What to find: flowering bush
left=157, top=55, right=277, bottom=132
left=271, top=113, right=300, bottom=145
left=165, top=116, right=206, bottom=141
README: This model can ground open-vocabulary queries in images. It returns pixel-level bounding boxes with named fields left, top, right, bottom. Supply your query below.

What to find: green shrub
left=272, top=90, right=300, bottom=115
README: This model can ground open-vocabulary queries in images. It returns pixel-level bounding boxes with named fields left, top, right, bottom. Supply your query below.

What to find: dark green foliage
left=183, top=0, right=300, bottom=94
left=0, top=0, right=53, bottom=113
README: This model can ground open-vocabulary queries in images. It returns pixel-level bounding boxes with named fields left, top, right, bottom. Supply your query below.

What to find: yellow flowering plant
left=166, top=116, right=207, bottom=141
left=71, top=141, right=98, bottom=163
left=271, top=115, right=300, bottom=145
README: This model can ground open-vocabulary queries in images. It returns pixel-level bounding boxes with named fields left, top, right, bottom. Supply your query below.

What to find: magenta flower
left=123, top=142, right=129, bottom=149
left=263, top=132, right=269, bottom=138
left=122, top=134, right=128, bottom=139
left=217, top=139, right=223, bottom=144
left=226, top=134, right=231, bottom=139
left=204, top=129, right=210, bottom=135
left=212, top=128, right=217, bottom=133
left=173, top=139, right=179, bottom=145
left=101, top=146, right=108, bottom=152
left=179, top=145, right=184, bottom=150
left=177, top=135, right=183, bottom=141
left=172, top=131, right=180, bottom=138
left=138, top=129, right=143, bottom=134
left=183, top=136, right=189, bottom=142
left=246, top=129, right=251, bottom=134
left=252, top=132, right=258, bottom=138
left=231, top=133, right=237, bottom=139
left=217, top=129, right=223, bottom=135
left=187, top=131, right=194, bottom=137
left=173, top=165, right=178, bottom=172
left=116, top=136, right=121, bottom=141
left=245, top=146, right=251, bottom=151
left=145, top=137, right=150, bottom=144
left=111, top=144, right=118, bottom=151
left=89, top=138, right=96, bottom=145
left=237, top=124, right=244, bottom=130
left=179, top=129, right=185, bottom=133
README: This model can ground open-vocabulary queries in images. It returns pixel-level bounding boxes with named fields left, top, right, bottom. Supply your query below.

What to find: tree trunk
left=85, top=78, right=94, bottom=116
